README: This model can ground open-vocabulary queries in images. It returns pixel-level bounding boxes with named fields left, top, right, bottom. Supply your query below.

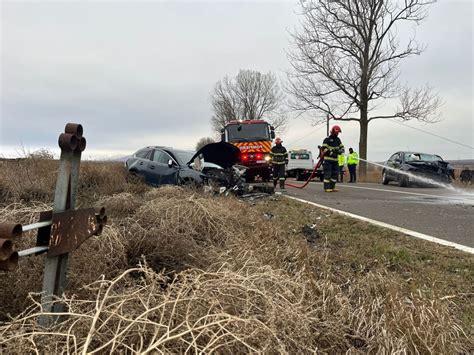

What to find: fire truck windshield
left=226, top=123, right=270, bottom=142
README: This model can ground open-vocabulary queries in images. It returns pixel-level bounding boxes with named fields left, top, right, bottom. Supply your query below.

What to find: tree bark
left=359, top=110, right=369, bottom=177
left=359, top=66, right=369, bottom=177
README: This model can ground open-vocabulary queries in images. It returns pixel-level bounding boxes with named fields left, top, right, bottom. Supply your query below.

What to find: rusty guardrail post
left=0, top=122, right=106, bottom=325
left=0, top=224, right=21, bottom=271
left=40, top=123, right=86, bottom=325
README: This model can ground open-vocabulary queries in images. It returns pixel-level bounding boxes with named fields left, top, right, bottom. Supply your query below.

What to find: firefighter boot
left=273, top=179, right=278, bottom=188
left=324, top=180, right=332, bottom=192
left=280, top=179, right=285, bottom=190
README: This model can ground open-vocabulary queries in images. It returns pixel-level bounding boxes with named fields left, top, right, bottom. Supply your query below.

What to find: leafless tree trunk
left=287, top=0, right=441, bottom=176
left=211, top=69, right=287, bottom=134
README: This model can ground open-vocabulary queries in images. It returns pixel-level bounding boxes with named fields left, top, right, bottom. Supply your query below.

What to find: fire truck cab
left=221, top=120, right=275, bottom=181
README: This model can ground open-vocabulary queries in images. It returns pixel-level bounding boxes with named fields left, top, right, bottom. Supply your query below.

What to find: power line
left=389, top=119, right=474, bottom=150
left=286, top=118, right=474, bottom=153
left=286, top=123, right=326, bottom=148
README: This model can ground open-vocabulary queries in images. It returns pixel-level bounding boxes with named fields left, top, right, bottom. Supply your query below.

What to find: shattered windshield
left=172, top=150, right=195, bottom=165
left=226, top=123, right=270, bottom=142
left=405, top=153, right=442, bottom=162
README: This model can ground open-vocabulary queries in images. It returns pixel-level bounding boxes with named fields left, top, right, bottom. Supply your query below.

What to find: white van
left=287, top=149, right=323, bottom=181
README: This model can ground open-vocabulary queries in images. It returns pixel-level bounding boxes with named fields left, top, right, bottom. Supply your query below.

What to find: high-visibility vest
left=348, top=152, right=359, bottom=165
left=338, top=154, right=345, bottom=166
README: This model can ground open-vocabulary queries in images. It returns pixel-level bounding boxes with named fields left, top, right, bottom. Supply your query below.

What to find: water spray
left=286, top=151, right=473, bottom=198
left=355, top=156, right=473, bottom=196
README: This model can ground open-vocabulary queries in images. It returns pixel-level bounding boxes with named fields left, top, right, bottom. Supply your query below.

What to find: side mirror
left=168, top=159, right=174, bottom=168
left=270, top=126, right=275, bottom=139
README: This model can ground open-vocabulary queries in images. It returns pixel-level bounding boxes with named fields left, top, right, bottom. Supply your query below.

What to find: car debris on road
left=126, top=141, right=275, bottom=197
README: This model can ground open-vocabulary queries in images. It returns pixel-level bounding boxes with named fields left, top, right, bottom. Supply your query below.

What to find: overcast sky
left=1, top=0, right=472, bottom=161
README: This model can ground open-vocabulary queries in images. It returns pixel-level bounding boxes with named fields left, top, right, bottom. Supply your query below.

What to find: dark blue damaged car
left=125, top=143, right=241, bottom=187
left=382, top=151, right=455, bottom=187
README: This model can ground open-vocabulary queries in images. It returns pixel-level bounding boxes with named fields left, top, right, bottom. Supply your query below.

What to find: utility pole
left=326, top=115, right=330, bottom=136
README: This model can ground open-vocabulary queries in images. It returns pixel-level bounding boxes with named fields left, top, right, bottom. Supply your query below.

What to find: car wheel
left=296, top=170, right=302, bottom=181
left=127, top=170, right=144, bottom=183
left=261, top=171, right=271, bottom=182
left=382, top=170, right=390, bottom=185
left=398, top=174, right=409, bottom=187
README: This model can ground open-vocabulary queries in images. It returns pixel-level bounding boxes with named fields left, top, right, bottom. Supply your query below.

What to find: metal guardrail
left=0, top=123, right=107, bottom=325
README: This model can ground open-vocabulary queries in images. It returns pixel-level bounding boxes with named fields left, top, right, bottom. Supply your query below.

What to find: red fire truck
left=221, top=120, right=275, bottom=182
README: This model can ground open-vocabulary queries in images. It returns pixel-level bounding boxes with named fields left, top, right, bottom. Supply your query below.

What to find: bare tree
left=211, top=69, right=287, bottom=134
left=287, top=0, right=442, bottom=175
left=195, top=137, right=215, bottom=151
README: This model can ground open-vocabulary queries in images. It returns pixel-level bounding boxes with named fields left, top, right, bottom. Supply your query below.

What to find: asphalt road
left=285, top=181, right=474, bottom=248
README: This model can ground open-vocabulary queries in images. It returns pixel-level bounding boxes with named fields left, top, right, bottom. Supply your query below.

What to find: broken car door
left=147, top=149, right=179, bottom=186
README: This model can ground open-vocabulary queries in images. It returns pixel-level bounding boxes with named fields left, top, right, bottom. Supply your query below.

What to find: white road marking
left=285, top=195, right=474, bottom=254
left=328, top=183, right=473, bottom=201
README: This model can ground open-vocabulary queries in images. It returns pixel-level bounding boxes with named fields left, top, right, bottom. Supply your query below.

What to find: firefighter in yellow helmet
left=321, top=125, right=344, bottom=192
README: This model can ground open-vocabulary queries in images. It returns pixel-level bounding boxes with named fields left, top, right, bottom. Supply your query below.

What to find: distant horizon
left=1, top=144, right=473, bottom=165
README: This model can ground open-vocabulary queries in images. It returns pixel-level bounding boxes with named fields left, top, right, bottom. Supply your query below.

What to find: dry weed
left=0, top=167, right=471, bottom=353
left=0, top=201, right=128, bottom=319
left=0, top=159, right=149, bottom=206
left=1, top=261, right=470, bottom=353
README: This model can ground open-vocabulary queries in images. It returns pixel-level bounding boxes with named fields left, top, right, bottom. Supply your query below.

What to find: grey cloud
left=1, top=1, right=472, bottom=161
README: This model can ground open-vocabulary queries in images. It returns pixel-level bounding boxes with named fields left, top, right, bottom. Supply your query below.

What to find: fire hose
left=286, top=153, right=325, bottom=189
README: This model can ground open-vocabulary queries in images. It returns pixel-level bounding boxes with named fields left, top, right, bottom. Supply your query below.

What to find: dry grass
left=0, top=158, right=149, bottom=206
left=2, top=262, right=469, bottom=353
left=0, top=158, right=472, bottom=353
left=353, top=169, right=381, bottom=183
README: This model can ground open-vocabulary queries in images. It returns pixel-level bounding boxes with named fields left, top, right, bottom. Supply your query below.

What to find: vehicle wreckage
left=189, top=142, right=274, bottom=196
left=382, top=151, right=455, bottom=187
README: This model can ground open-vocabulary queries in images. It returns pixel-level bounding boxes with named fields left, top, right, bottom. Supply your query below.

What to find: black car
left=126, top=142, right=242, bottom=187
left=382, top=151, right=455, bottom=187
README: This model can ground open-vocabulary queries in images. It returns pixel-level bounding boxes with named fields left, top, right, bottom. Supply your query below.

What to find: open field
left=0, top=158, right=472, bottom=353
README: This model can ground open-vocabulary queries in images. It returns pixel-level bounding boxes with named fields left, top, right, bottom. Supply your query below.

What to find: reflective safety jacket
left=270, top=144, right=288, bottom=165
left=347, top=152, right=359, bottom=165
left=338, top=154, right=345, bottom=167
left=321, top=135, right=344, bottom=161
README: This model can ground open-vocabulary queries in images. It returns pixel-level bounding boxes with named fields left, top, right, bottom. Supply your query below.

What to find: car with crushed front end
left=126, top=142, right=244, bottom=189
left=382, top=151, right=455, bottom=187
